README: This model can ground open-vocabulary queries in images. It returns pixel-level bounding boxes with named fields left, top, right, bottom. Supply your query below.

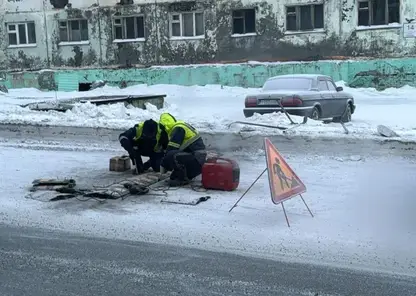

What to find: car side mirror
left=336, top=86, right=343, bottom=92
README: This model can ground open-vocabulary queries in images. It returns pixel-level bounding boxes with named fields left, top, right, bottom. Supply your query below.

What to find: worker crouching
left=119, top=118, right=168, bottom=174
left=159, top=113, right=207, bottom=187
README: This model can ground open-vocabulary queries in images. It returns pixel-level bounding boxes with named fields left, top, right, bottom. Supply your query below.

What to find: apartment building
left=1, top=0, right=415, bottom=70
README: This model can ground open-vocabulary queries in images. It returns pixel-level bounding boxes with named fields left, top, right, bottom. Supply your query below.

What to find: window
left=170, top=12, right=204, bottom=38
left=358, top=0, right=400, bottom=26
left=286, top=4, right=324, bottom=31
left=7, top=22, right=36, bottom=46
left=318, top=80, right=336, bottom=91
left=326, top=80, right=336, bottom=91
left=232, top=9, right=256, bottom=34
left=59, top=20, right=89, bottom=42
left=318, top=80, right=329, bottom=91
left=263, top=78, right=312, bottom=91
left=113, top=16, right=145, bottom=40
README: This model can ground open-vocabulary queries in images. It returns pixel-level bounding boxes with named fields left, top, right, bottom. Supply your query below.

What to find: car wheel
left=310, top=107, right=320, bottom=120
left=243, top=110, right=254, bottom=118
left=341, top=104, right=352, bottom=123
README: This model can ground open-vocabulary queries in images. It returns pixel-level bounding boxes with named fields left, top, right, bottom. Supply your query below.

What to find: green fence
left=2, top=58, right=416, bottom=91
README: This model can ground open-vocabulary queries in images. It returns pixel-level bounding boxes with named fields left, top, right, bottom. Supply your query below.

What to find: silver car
left=243, top=74, right=356, bottom=122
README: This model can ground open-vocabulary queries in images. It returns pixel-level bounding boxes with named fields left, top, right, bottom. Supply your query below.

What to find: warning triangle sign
left=264, top=138, right=307, bottom=204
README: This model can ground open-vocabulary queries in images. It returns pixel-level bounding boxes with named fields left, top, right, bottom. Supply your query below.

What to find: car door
left=317, top=78, right=335, bottom=118
left=326, top=79, right=346, bottom=116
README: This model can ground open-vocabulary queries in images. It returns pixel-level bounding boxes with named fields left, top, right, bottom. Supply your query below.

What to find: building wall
left=1, top=0, right=416, bottom=71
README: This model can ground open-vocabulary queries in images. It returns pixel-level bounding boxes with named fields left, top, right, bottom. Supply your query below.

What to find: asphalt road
left=0, top=224, right=415, bottom=296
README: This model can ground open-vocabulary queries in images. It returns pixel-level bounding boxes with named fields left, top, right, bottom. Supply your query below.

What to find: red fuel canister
left=201, top=157, right=240, bottom=191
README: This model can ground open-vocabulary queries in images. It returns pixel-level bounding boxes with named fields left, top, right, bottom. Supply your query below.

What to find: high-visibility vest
left=167, top=121, right=201, bottom=150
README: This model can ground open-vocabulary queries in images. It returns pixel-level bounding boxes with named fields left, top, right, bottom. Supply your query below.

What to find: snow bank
left=1, top=82, right=416, bottom=141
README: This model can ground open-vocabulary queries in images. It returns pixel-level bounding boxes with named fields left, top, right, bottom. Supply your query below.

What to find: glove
left=160, top=165, right=167, bottom=174
left=158, top=166, right=167, bottom=181
left=131, top=147, right=144, bottom=168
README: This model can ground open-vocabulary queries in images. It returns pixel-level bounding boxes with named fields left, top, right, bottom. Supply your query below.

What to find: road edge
left=1, top=123, right=415, bottom=153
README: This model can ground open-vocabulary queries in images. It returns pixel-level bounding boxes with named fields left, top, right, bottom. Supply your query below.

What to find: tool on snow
left=30, top=178, right=76, bottom=191
left=161, top=195, right=211, bottom=206
left=123, top=183, right=150, bottom=195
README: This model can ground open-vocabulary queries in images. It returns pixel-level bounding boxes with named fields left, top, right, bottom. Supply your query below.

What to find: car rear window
left=262, top=78, right=312, bottom=91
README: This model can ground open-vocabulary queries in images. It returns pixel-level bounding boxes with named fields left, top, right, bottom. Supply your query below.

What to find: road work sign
left=229, top=137, right=313, bottom=227
left=264, top=137, right=306, bottom=204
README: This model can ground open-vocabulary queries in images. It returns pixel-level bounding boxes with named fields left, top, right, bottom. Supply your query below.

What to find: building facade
left=1, top=0, right=415, bottom=71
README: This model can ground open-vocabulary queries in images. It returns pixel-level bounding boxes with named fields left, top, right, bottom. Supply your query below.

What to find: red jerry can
left=201, top=157, right=240, bottom=191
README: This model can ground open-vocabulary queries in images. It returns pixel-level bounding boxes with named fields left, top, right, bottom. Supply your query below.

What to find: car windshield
left=262, top=77, right=312, bottom=91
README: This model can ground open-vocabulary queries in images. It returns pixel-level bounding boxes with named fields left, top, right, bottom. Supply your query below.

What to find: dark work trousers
left=146, top=152, right=164, bottom=172
left=133, top=146, right=164, bottom=172
left=163, top=150, right=207, bottom=181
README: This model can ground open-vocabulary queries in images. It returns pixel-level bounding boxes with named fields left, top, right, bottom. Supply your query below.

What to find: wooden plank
left=80, top=94, right=166, bottom=105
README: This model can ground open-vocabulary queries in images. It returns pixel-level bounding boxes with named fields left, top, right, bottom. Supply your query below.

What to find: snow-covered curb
left=1, top=123, right=415, bottom=154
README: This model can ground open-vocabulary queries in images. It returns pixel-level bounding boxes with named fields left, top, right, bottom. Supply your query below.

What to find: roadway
left=1, top=224, right=415, bottom=296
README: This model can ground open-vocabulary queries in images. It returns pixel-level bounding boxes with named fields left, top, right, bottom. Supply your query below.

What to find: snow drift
left=0, top=82, right=416, bottom=141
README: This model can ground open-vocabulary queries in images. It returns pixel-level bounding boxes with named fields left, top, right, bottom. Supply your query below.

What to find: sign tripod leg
left=281, top=202, right=290, bottom=227
left=229, top=168, right=267, bottom=213
left=300, top=194, right=314, bottom=217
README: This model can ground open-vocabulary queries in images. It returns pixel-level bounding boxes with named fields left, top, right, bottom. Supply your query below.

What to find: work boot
left=168, top=168, right=189, bottom=187
left=143, top=160, right=151, bottom=171
left=132, top=165, right=145, bottom=175
left=168, top=178, right=189, bottom=187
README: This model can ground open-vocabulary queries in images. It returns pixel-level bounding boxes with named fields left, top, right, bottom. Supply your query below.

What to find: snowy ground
left=1, top=82, right=416, bottom=141
left=1, top=138, right=415, bottom=276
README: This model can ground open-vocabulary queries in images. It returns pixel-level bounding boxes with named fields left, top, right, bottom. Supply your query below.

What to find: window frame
left=7, top=21, right=37, bottom=47
left=169, top=11, right=205, bottom=39
left=231, top=8, right=257, bottom=36
left=112, top=15, right=145, bottom=43
left=285, top=3, right=325, bottom=32
left=58, top=19, right=89, bottom=44
left=325, top=79, right=337, bottom=91
left=357, top=0, right=401, bottom=27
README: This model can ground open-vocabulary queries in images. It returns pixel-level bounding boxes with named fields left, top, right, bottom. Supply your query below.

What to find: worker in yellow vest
left=118, top=118, right=168, bottom=174
left=158, top=113, right=207, bottom=186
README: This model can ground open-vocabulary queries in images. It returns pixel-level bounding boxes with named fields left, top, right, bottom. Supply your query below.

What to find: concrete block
left=109, top=155, right=131, bottom=172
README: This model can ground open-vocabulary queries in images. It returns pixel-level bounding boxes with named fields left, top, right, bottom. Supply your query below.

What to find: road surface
left=1, top=136, right=415, bottom=287
left=1, top=224, right=415, bottom=296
